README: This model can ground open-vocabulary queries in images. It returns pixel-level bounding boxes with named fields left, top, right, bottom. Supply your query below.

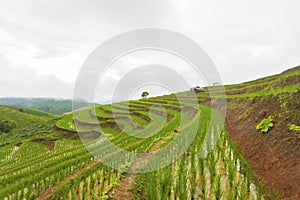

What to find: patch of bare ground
left=209, top=91, right=300, bottom=199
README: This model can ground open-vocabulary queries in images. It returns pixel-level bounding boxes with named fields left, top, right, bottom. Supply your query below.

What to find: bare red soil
left=224, top=92, right=300, bottom=199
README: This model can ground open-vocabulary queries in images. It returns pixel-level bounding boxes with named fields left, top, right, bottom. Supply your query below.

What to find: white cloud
left=0, top=0, right=299, bottom=100
left=0, top=54, right=73, bottom=98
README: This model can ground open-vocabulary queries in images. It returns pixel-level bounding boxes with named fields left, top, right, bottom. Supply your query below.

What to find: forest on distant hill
left=0, top=98, right=89, bottom=115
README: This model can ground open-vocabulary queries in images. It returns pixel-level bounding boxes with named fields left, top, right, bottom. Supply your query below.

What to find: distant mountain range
left=0, top=98, right=90, bottom=115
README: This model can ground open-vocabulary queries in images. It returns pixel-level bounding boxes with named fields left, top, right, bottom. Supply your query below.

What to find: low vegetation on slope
left=0, top=66, right=299, bottom=199
left=202, top=65, right=300, bottom=199
left=0, top=95, right=268, bottom=200
left=0, top=106, right=47, bottom=131
left=0, top=106, right=74, bottom=149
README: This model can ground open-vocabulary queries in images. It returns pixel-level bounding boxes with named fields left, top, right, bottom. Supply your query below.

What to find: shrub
left=0, top=120, right=17, bottom=133
left=256, top=116, right=274, bottom=133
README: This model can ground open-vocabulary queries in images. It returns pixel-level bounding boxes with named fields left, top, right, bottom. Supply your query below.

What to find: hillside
left=0, top=98, right=89, bottom=115
left=197, top=65, right=300, bottom=199
left=0, top=105, right=49, bottom=130
left=1, top=96, right=262, bottom=199
left=0, top=66, right=299, bottom=200
left=170, top=65, right=299, bottom=199
left=8, top=106, right=57, bottom=118
left=224, top=67, right=300, bottom=199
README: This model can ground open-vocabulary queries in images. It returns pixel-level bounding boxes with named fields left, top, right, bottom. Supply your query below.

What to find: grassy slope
left=221, top=66, right=299, bottom=138
left=9, top=106, right=58, bottom=118
left=0, top=65, right=298, bottom=199
left=151, top=65, right=300, bottom=199
left=0, top=105, right=48, bottom=129
left=0, top=106, right=60, bottom=147
left=209, top=65, right=300, bottom=199
left=54, top=65, right=299, bottom=157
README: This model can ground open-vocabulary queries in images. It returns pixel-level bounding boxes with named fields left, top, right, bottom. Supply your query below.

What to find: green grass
left=223, top=84, right=300, bottom=99
left=16, top=107, right=57, bottom=118
left=0, top=101, right=264, bottom=199
left=0, top=105, right=50, bottom=131
left=1, top=65, right=299, bottom=199
left=56, top=113, right=76, bottom=131
left=130, top=115, right=150, bottom=126
left=74, top=108, right=101, bottom=125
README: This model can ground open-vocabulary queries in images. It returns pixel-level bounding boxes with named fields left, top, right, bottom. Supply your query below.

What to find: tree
left=0, top=120, right=17, bottom=133
left=142, top=91, right=149, bottom=99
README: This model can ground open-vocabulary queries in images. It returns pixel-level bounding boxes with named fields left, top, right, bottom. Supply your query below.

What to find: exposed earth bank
left=224, top=91, right=300, bottom=199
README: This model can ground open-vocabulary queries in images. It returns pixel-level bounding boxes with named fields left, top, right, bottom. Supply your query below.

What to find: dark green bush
left=0, top=120, right=17, bottom=133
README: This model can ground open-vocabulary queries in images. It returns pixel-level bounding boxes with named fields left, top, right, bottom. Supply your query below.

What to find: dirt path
left=109, top=131, right=177, bottom=200
left=36, top=160, right=99, bottom=200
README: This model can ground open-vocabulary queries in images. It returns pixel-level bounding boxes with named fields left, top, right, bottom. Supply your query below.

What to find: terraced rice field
left=0, top=94, right=266, bottom=200
left=0, top=66, right=299, bottom=199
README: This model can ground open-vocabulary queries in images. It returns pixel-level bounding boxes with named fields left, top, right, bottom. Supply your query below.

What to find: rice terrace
left=0, top=66, right=299, bottom=200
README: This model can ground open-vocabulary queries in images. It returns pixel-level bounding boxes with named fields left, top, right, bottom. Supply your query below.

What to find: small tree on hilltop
left=142, top=91, right=149, bottom=99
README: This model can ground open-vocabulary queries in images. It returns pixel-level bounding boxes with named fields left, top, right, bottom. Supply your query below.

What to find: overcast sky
left=0, top=0, right=299, bottom=101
